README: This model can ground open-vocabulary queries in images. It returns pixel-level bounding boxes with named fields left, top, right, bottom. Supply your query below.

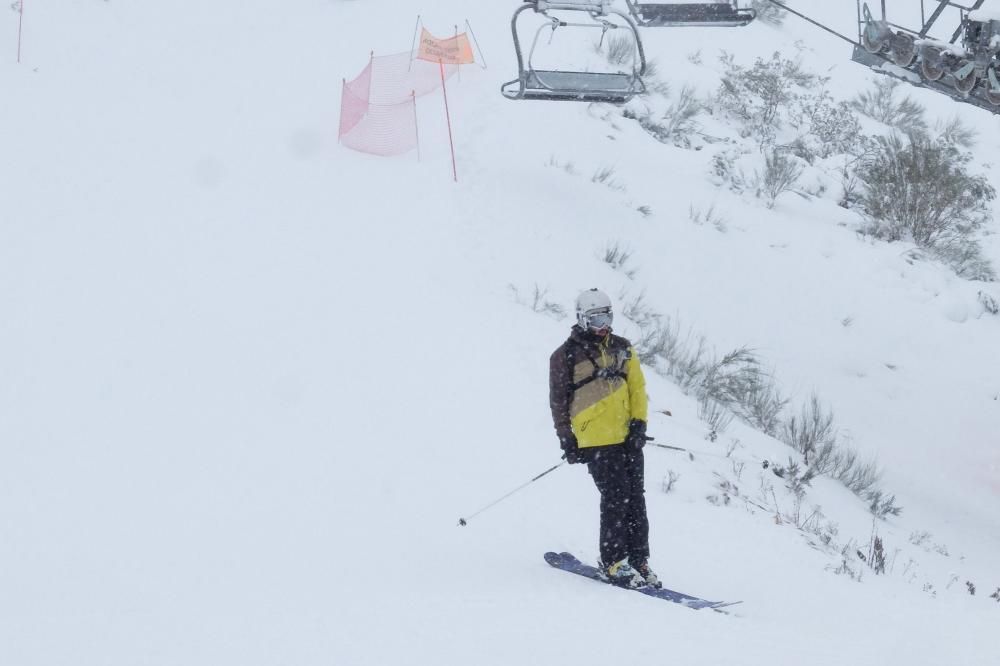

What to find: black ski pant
left=586, top=445, right=649, bottom=567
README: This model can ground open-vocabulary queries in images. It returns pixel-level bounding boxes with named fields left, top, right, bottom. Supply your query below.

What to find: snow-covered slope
left=2, top=1, right=998, bottom=665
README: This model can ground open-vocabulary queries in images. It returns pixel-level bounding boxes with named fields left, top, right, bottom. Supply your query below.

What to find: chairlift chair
left=502, top=1, right=647, bottom=103
left=623, top=1, right=756, bottom=27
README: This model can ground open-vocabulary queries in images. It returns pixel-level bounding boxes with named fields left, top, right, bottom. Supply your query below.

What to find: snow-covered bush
left=717, top=53, right=869, bottom=165
left=789, top=88, right=870, bottom=162
left=625, top=85, right=705, bottom=147
left=851, top=79, right=927, bottom=134
left=859, top=133, right=996, bottom=280
left=598, top=33, right=636, bottom=67
left=716, top=51, right=817, bottom=143
left=979, top=290, right=999, bottom=315
left=711, top=148, right=750, bottom=193
left=867, top=490, right=902, bottom=519
left=782, top=394, right=836, bottom=466
left=698, top=396, right=735, bottom=441
left=740, top=379, right=788, bottom=437
left=934, top=115, right=978, bottom=148
left=752, top=147, right=804, bottom=207
left=625, top=301, right=900, bottom=515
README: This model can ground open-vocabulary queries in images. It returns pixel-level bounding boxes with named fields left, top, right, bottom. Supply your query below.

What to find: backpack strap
left=568, top=340, right=628, bottom=392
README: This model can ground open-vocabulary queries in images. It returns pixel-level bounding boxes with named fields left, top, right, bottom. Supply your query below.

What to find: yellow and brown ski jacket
left=549, top=326, right=648, bottom=448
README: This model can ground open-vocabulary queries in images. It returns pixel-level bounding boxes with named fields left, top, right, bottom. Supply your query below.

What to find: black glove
left=626, top=419, right=648, bottom=451
left=559, top=432, right=587, bottom=465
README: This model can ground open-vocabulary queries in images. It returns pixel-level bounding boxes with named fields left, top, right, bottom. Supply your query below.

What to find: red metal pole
left=439, top=60, right=457, bottom=182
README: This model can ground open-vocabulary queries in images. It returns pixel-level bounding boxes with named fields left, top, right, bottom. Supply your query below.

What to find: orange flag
left=416, top=28, right=475, bottom=65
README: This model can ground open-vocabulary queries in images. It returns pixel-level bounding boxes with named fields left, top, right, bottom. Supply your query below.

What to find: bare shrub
left=716, top=51, right=818, bottom=142
left=662, top=470, right=680, bottom=493
left=698, top=396, right=735, bottom=440
left=851, top=79, right=927, bottom=133
left=866, top=489, right=903, bottom=518
left=598, top=32, right=636, bottom=67
left=711, top=148, right=749, bottom=193
left=546, top=155, right=578, bottom=175
left=638, top=58, right=671, bottom=97
left=782, top=394, right=836, bottom=466
left=602, top=242, right=637, bottom=279
left=591, top=165, right=626, bottom=192
left=752, top=0, right=789, bottom=26
left=508, top=284, right=566, bottom=320
left=859, top=133, right=996, bottom=280
left=741, top=381, right=788, bottom=436
left=868, top=536, right=887, bottom=574
left=934, top=115, right=977, bottom=148
left=790, top=88, right=870, bottom=162
left=660, top=84, right=704, bottom=139
left=626, top=85, right=704, bottom=146
left=629, top=308, right=898, bottom=512
left=753, top=148, right=804, bottom=207
left=979, top=290, right=999, bottom=315
left=619, top=290, right=658, bottom=329
left=831, top=447, right=882, bottom=496
left=839, top=163, right=863, bottom=209
left=688, top=203, right=728, bottom=232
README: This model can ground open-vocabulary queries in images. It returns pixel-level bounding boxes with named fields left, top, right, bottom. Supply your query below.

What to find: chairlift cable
left=764, top=0, right=859, bottom=46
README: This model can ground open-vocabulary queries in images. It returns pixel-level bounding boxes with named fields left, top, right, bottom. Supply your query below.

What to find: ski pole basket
left=502, top=1, right=647, bottom=103
left=623, top=1, right=756, bottom=27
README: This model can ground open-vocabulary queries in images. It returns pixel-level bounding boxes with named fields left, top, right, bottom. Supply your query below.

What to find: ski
left=544, top=551, right=741, bottom=611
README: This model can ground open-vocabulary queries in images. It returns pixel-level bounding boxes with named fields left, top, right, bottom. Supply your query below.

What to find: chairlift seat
left=631, top=2, right=756, bottom=27
left=503, top=70, right=643, bottom=103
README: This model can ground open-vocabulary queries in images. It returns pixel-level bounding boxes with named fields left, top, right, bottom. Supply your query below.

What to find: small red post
left=17, top=0, right=25, bottom=64
left=439, top=60, right=457, bottom=183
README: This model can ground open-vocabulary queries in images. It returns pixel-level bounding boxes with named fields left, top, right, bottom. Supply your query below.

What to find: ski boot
left=601, top=558, right=646, bottom=589
left=635, top=561, right=661, bottom=589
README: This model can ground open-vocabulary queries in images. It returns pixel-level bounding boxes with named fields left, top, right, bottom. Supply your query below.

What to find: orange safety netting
left=338, top=51, right=460, bottom=157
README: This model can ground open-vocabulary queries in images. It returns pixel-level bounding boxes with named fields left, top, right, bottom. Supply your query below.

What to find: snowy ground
left=2, top=1, right=998, bottom=665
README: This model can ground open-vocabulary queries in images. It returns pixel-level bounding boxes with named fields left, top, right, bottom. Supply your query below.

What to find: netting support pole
left=439, top=60, right=457, bottom=183
left=17, top=0, right=25, bottom=63
left=408, top=15, right=421, bottom=71
left=466, top=19, right=487, bottom=69
left=412, top=90, right=421, bottom=162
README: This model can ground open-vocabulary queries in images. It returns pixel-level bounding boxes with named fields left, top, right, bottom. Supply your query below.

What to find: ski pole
left=458, top=460, right=565, bottom=526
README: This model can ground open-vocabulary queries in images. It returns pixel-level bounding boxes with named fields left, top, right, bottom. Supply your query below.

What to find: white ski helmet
left=575, top=288, right=613, bottom=333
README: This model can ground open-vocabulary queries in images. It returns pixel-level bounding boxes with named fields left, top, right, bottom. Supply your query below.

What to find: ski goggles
left=583, top=308, right=613, bottom=331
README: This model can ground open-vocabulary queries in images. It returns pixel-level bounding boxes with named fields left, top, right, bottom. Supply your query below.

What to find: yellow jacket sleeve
left=627, top=347, right=648, bottom=422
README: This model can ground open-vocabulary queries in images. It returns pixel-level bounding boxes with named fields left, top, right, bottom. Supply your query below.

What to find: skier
left=549, top=288, right=659, bottom=589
